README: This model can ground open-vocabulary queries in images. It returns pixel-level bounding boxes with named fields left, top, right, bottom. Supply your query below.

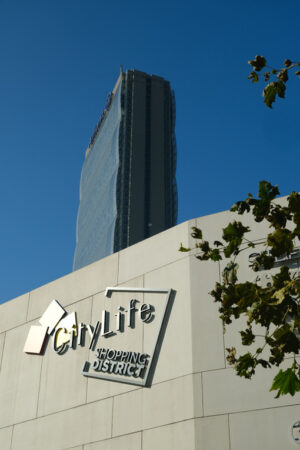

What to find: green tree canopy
left=180, top=182, right=300, bottom=397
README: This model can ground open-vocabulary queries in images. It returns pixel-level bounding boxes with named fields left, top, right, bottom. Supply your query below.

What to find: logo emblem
left=24, top=287, right=174, bottom=387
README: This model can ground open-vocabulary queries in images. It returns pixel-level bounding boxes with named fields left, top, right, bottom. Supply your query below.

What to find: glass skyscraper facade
left=73, top=69, right=177, bottom=271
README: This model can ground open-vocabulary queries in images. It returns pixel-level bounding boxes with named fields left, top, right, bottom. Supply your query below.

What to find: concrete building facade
left=1, top=207, right=300, bottom=449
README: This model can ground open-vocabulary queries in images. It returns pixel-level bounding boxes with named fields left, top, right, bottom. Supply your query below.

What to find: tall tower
left=73, top=69, right=177, bottom=271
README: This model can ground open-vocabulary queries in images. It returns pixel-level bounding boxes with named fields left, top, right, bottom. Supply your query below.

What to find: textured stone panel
left=0, top=322, right=42, bottom=427
left=64, top=447, right=83, bottom=450
left=230, top=404, right=300, bottom=450
left=118, top=219, right=196, bottom=283
left=0, top=294, right=29, bottom=333
left=203, top=364, right=300, bottom=416
left=113, top=374, right=199, bottom=436
left=144, top=258, right=193, bottom=384
left=189, top=257, right=225, bottom=373
left=0, top=332, right=5, bottom=372
left=84, top=432, right=141, bottom=450
left=143, top=419, right=195, bottom=450
left=0, top=426, right=13, bottom=450
left=194, top=415, right=230, bottom=450
left=11, top=398, right=113, bottom=450
left=37, top=297, right=92, bottom=416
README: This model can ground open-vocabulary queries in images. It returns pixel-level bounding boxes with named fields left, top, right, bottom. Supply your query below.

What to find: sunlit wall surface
left=73, top=70, right=177, bottom=271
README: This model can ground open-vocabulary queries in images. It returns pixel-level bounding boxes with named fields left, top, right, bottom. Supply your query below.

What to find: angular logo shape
left=40, top=299, right=66, bottom=334
left=24, top=299, right=66, bottom=354
left=81, top=287, right=174, bottom=387
left=23, top=325, right=49, bottom=355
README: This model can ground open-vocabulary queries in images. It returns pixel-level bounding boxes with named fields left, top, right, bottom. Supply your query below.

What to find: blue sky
left=0, top=0, right=299, bottom=303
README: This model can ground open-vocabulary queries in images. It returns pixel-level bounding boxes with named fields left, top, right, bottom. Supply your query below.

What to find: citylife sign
left=24, top=287, right=174, bottom=387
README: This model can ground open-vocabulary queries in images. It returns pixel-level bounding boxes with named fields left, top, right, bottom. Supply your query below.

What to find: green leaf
left=295, top=316, right=300, bottom=331
left=240, top=328, right=255, bottom=345
left=293, top=212, right=300, bottom=228
left=250, top=182, right=280, bottom=222
left=288, top=192, right=300, bottom=215
left=195, top=240, right=212, bottom=261
left=277, top=69, right=288, bottom=83
left=273, top=324, right=291, bottom=340
left=270, top=278, right=295, bottom=305
left=276, top=80, right=286, bottom=98
left=257, top=359, right=271, bottom=369
left=179, top=243, right=191, bottom=252
left=284, top=58, right=292, bottom=67
left=248, top=55, right=266, bottom=71
left=214, top=240, right=224, bottom=247
left=210, top=283, right=223, bottom=303
left=267, top=229, right=294, bottom=257
left=258, top=181, right=280, bottom=202
left=226, top=347, right=237, bottom=365
left=270, top=287, right=288, bottom=305
left=270, top=368, right=300, bottom=398
left=222, top=222, right=250, bottom=257
left=269, top=346, right=285, bottom=366
left=222, top=262, right=239, bottom=285
left=262, top=81, right=286, bottom=107
left=199, top=240, right=210, bottom=253
left=272, top=266, right=291, bottom=289
left=230, top=200, right=250, bottom=214
left=248, top=71, right=259, bottom=83
left=223, top=222, right=250, bottom=242
left=267, top=205, right=291, bottom=229
left=235, top=353, right=256, bottom=379
left=210, top=249, right=222, bottom=261
left=251, top=251, right=275, bottom=271
left=263, top=82, right=277, bottom=108
left=272, top=324, right=300, bottom=353
left=191, top=227, right=202, bottom=240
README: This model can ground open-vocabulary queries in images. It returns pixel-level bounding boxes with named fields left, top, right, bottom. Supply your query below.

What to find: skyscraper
left=73, top=69, right=177, bottom=271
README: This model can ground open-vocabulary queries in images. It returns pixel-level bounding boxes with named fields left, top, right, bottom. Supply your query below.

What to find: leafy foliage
left=248, top=55, right=300, bottom=108
left=180, top=182, right=300, bottom=397
left=270, top=367, right=300, bottom=398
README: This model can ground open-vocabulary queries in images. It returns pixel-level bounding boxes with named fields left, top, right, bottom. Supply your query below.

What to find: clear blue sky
left=0, top=0, right=299, bottom=303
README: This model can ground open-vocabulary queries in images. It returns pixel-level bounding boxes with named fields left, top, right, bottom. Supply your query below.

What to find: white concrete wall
left=0, top=210, right=299, bottom=450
